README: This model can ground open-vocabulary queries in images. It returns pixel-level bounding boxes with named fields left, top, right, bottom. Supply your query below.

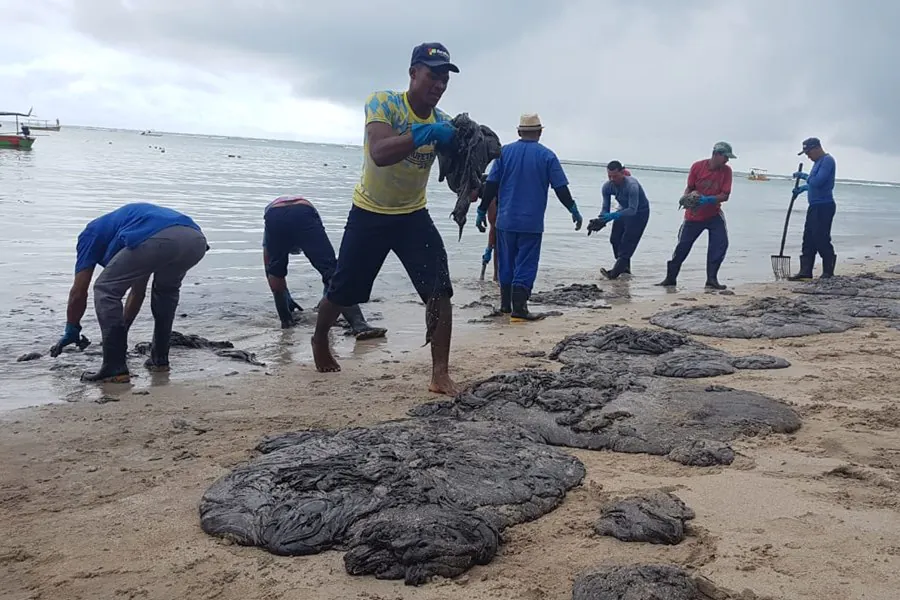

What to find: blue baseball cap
left=410, top=42, right=459, bottom=73
left=798, top=137, right=821, bottom=155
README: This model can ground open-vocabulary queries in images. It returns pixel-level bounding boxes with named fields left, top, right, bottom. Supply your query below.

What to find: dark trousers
left=610, top=210, right=650, bottom=261
left=800, top=202, right=836, bottom=268
left=669, top=215, right=729, bottom=280
left=496, top=229, right=542, bottom=292
left=264, top=204, right=337, bottom=294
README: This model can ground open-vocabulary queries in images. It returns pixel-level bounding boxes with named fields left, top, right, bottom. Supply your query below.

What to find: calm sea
left=1, top=126, right=899, bottom=410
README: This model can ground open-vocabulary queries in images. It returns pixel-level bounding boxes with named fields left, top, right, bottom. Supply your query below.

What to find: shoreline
left=3, top=266, right=900, bottom=599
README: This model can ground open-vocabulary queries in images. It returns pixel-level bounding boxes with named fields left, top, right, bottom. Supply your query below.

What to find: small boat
left=23, top=117, right=61, bottom=132
left=140, top=130, right=163, bottom=137
left=748, top=168, right=770, bottom=181
left=0, top=108, right=36, bottom=150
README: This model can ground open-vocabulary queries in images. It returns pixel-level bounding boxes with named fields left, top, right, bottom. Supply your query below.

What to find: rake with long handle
left=771, top=162, right=805, bottom=280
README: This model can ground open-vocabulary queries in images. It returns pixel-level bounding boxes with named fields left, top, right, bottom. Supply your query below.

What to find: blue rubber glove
left=411, top=122, right=456, bottom=148
left=476, top=207, right=488, bottom=232
left=698, top=195, right=718, bottom=205
left=482, top=246, right=492, bottom=263
left=569, top=203, right=583, bottom=231
left=50, top=323, right=81, bottom=357
left=792, top=171, right=809, bottom=181
left=600, top=211, right=622, bottom=223
left=795, top=184, right=809, bottom=195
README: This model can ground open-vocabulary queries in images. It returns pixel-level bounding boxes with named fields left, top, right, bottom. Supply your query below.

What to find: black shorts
left=263, top=203, right=337, bottom=284
left=326, top=206, right=453, bottom=306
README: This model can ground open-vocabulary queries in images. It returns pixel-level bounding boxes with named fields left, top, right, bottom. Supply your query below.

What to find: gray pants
left=94, top=226, right=208, bottom=336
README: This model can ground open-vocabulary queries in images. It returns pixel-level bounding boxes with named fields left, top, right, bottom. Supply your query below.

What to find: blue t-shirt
left=806, top=153, right=836, bottom=206
left=75, top=203, right=201, bottom=273
left=601, top=176, right=651, bottom=216
left=487, top=139, right=569, bottom=234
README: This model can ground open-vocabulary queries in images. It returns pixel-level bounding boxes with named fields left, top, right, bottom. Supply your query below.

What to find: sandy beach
left=3, top=271, right=900, bottom=600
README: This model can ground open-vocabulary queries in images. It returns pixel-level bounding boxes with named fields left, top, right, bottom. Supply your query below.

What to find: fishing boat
left=0, top=108, right=36, bottom=150
left=22, top=117, right=61, bottom=132
left=748, top=168, right=770, bottom=181
left=140, top=130, right=163, bottom=137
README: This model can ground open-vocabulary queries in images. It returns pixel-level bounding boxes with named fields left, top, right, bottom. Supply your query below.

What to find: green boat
left=0, top=108, right=36, bottom=150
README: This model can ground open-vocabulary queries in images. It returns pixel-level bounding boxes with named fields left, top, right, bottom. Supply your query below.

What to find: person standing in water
left=477, top=113, right=582, bottom=321
left=262, top=195, right=386, bottom=338
left=787, top=137, right=837, bottom=280
left=50, top=202, right=208, bottom=381
left=591, top=161, right=651, bottom=279
left=657, top=141, right=736, bottom=290
left=311, top=42, right=460, bottom=395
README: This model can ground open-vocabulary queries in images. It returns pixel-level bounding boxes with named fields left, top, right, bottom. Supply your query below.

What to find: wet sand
left=3, top=270, right=900, bottom=600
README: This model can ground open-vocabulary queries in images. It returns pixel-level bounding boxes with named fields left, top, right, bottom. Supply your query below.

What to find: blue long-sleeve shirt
left=601, top=176, right=651, bottom=217
left=806, top=153, right=836, bottom=206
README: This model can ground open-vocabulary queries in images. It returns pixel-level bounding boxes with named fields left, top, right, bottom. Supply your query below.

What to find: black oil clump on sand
left=412, top=364, right=800, bottom=467
left=594, top=490, right=695, bottom=545
left=199, top=418, right=584, bottom=585
left=572, top=564, right=770, bottom=600
left=549, top=324, right=790, bottom=378
left=134, top=331, right=265, bottom=366
left=437, top=113, right=501, bottom=241
left=649, top=296, right=858, bottom=339
left=531, top=283, right=620, bottom=308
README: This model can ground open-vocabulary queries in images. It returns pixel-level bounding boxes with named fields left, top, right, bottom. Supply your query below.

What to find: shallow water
left=2, top=127, right=899, bottom=410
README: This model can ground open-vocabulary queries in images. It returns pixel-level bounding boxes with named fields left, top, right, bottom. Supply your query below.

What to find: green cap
left=712, top=141, right=736, bottom=159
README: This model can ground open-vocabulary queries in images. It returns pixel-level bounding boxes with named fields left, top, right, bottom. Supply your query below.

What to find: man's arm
left=479, top=158, right=503, bottom=211
left=601, top=182, right=612, bottom=214
left=714, top=168, right=733, bottom=203
left=367, top=122, right=417, bottom=167
left=123, top=275, right=150, bottom=330
left=66, top=268, right=94, bottom=326
left=807, top=155, right=835, bottom=189
left=548, top=155, right=574, bottom=210
left=684, top=163, right=697, bottom=195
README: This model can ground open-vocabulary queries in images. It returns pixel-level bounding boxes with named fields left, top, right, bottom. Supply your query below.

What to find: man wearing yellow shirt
left=312, top=42, right=461, bottom=395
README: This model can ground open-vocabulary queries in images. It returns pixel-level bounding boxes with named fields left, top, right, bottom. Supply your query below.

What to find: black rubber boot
left=81, top=325, right=130, bottom=383
left=821, top=254, right=836, bottom=279
left=705, top=279, right=727, bottom=290
left=601, top=257, right=630, bottom=280
left=499, top=284, right=512, bottom=314
left=273, top=289, right=295, bottom=328
left=787, top=255, right=814, bottom=281
left=145, top=319, right=173, bottom=372
left=510, top=285, right=546, bottom=322
left=655, top=260, right=680, bottom=287
left=341, top=304, right=387, bottom=340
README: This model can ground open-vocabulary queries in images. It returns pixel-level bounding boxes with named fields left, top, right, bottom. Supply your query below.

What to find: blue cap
left=410, top=42, right=459, bottom=73
left=798, top=137, right=821, bottom=155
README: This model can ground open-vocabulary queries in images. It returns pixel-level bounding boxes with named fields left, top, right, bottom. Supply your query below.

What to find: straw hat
left=517, top=113, right=543, bottom=131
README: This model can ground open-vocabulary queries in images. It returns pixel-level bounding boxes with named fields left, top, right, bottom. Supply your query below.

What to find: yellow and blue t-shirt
left=352, top=90, right=451, bottom=215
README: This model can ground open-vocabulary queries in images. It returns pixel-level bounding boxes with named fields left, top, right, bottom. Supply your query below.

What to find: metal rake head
left=771, top=255, right=792, bottom=280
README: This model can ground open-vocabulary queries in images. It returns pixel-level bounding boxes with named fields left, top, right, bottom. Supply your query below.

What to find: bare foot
left=311, top=336, right=341, bottom=372
left=428, top=372, right=460, bottom=396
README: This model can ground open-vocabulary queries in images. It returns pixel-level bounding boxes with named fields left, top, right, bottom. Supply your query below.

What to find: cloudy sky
left=4, top=0, right=899, bottom=180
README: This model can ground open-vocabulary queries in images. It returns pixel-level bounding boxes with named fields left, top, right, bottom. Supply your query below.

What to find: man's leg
left=705, top=215, right=729, bottom=289
left=609, top=219, right=625, bottom=260
left=299, top=209, right=386, bottom=340
left=313, top=207, right=390, bottom=372
left=146, top=227, right=208, bottom=371
left=488, top=198, right=498, bottom=282
left=85, top=237, right=165, bottom=382
left=788, top=208, right=817, bottom=280
left=496, top=228, right=515, bottom=314
left=657, top=220, right=704, bottom=286
left=814, top=203, right=837, bottom=278
left=393, top=209, right=458, bottom=395
left=510, top=233, right=544, bottom=322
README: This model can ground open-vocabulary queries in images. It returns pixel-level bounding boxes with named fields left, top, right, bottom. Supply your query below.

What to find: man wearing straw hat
left=477, top=113, right=582, bottom=321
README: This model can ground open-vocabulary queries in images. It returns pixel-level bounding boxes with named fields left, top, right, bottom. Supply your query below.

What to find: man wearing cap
left=591, top=160, right=651, bottom=279
left=312, top=42, right=461, bottom=395
left=476, top=113, right=582, bottom=321
left=657, top=142, right=735, bottom=290
left=787, top=137, right=837, bottom=280
left=49, top=202, right=208, bottom=382
left=262, top=195, right=386, bottom=338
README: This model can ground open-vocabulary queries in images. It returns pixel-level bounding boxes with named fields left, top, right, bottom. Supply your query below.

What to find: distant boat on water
left=23, top=118, right=61, bottom=132
left=140, top=130, right=163, bottom=137
left=748, top=168, right=770, bottom=181
left=0, top=107, right=36, bottom=150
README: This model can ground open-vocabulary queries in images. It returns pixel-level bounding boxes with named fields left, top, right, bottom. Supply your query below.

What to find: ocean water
left=1, top=127, right=899, bottom=411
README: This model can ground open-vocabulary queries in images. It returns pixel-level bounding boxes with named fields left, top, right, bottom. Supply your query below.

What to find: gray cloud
left=25, top=1, right=900, bottom=169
